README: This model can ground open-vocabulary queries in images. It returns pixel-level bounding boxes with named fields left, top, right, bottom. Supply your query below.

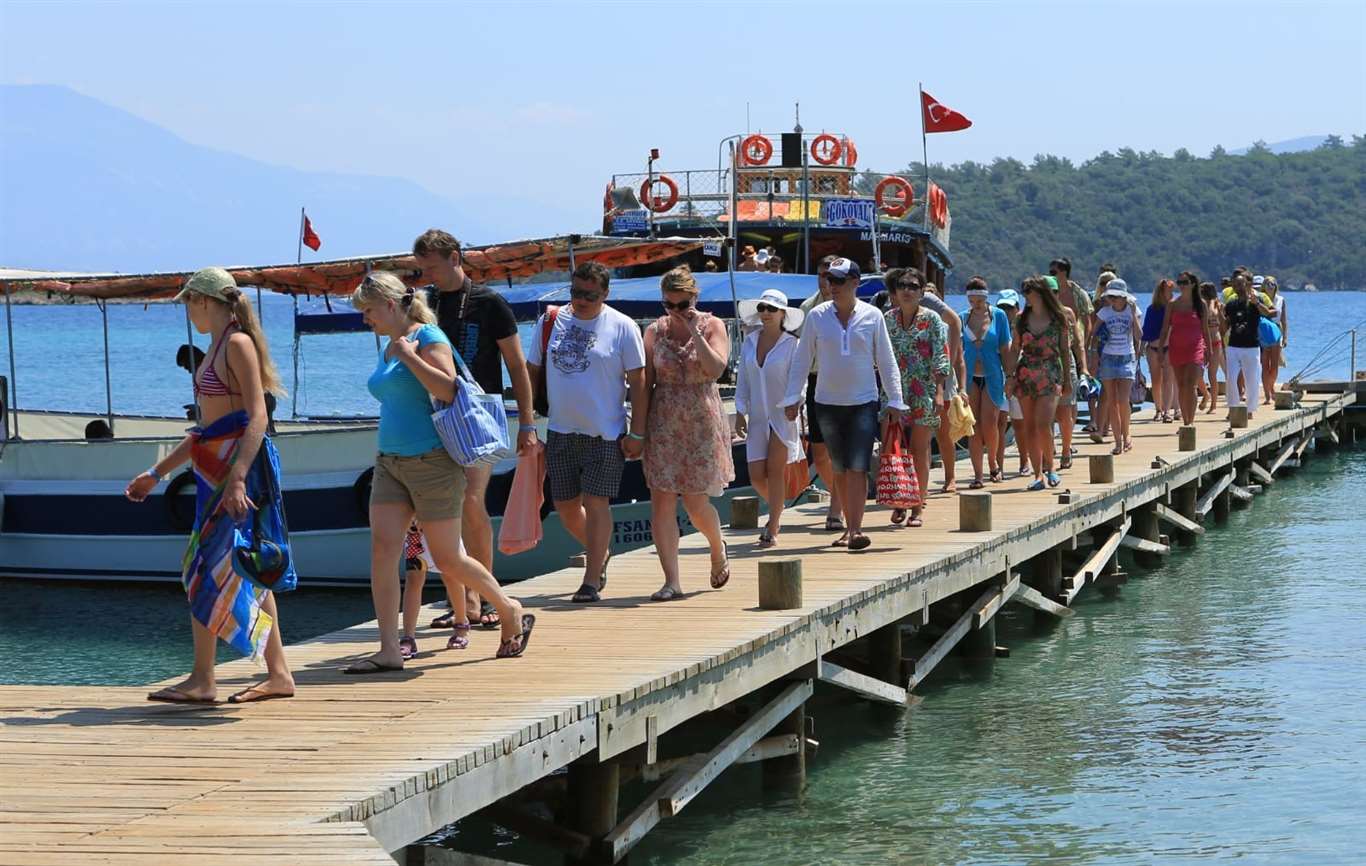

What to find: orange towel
left=498, top=442, right=545, bottom=555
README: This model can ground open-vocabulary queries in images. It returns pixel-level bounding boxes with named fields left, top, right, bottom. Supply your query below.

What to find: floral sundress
left=1014, top=315, right=1066, bottom=398
left=886, top=307, right=950, bottom=428
left=643, top=314, right=736, bottom=496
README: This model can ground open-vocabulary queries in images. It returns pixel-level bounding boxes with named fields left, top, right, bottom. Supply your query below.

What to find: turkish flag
left=921, top=90, right=973, bottom=134
left=302, top=215, right=322, bottom=251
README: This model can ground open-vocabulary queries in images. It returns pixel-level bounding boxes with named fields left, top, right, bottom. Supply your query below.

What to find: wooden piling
left=867, top=621, right=903, bottom=687
left=959, top=491, right=992, bottom=532
left=761, top=697, right=806, bottom=793
left=758, top=559, right=803, bottom=610
left=1025, top=546, right=1065, bottom=625
left=1178, top=425, right=1197, bottom=451
left=566, top=756, right=620, bottom=865
left=1088, top=454, right=1114, bottom=484
left=730, top=496, right=760, bottom=529
left=1131, top=502, right=1163, bottom=570
left=1173, top=480, right=1200, bottom=545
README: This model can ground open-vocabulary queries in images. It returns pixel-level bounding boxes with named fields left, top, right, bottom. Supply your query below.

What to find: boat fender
left=164, top=471, right=198, bottom=533
left=639, top=175, right=679, bottom=213
left=740, top=134, right=773, bottom=166
left=810, top=134, right=842, bottom=165
left=354, top=467, right=374, bottom=527
left=875, top=176, right=915, bottom=217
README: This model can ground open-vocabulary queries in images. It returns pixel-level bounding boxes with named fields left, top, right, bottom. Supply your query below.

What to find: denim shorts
left=813, top=400, right=880, bottom=473
left=1099, top=353, right=1137, bottom=381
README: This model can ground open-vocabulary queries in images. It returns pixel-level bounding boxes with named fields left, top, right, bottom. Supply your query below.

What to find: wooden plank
left=1195, top=471, right=1234, bottom=517
left=817, top=659, right=908, bottom=707
left=1294, top=435, right=1313, bottom=458
left=1249, top=461, right=1275, bottom=485
left=1268, top=438, right=1299, bottom=474
left=973, top=573, right=1021, bottom=629
left=1229, top=483, right=1254, bottom=502
left=1120, top=534, right=1170, bottom=556
left=1062, top=517, right=1130, bottom=604
left=907, top=585, right=1000, bottom=689
left=640, top=734, right=801, bottom=782
left=1010, top=584, right=1075, bottom=618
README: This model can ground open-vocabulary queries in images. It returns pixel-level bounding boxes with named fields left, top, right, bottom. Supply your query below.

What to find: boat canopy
left=0, top=235, right=704, bottom=301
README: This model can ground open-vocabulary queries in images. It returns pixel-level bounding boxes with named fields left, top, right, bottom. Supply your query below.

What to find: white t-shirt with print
left=528, top=305, right=645, bottom=440
left=1096, top=304, right=1137, bottom=356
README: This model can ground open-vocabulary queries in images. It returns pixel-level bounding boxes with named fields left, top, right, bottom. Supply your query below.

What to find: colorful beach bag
left=432, top=351, right=512, bottom=466
left=876, top=425, right=920, bottom=509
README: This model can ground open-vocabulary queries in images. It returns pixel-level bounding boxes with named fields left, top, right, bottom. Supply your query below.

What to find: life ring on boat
left=810, top=134, right=842, bottom=165
left=929, top=184, right=949, bottom=228
left=639, top=175, right=679, bottom=213
left=875, top=176, right=914, bottom=217
left=164, top=471, right=198, bottom=533
left=740, top=134, right=773, bottom=166
left=843, top=137, right=858, bottom=167
left=353, top=467, right=374, bottom=526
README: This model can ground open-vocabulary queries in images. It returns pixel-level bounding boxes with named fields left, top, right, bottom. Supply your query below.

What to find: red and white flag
left=920, top=90, right=973, bottom=134
left=301, top=214, right=322, bottom=251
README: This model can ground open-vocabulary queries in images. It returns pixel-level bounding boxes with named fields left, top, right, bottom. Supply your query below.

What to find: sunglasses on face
left=897, top=280, right=923, bottom=291
left=662, top=298, right=694, bottom=311
left=756, top=303, right=781, bottom=314
left=826, top=274, right=849, bottom=285
left=570, top=288, right=603, bottom=301
left=1176, top=279, right=1191, bottom=286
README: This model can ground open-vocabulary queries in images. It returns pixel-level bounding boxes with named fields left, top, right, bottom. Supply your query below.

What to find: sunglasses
left=570, top=288, right=604, bottom=301
left=1176, top=279, right=1192, bottom=286
left=756, top=303, right=782, bottom=314
left=896, top=280, right=923, bottom=291
left=825, top=274, right=849, bottom=285
left=1048, top=270, right=1059, bottom=277
left=662, top=298, right=694, bottom=311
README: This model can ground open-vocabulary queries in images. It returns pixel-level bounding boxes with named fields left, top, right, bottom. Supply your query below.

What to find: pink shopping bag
left=498, top=442, right=545, bottom=555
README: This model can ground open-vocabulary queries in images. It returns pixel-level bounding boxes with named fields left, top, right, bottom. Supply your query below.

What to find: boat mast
left=2, top=281, right=16, bottom=438
left=98, top=299, right=114, bottom=435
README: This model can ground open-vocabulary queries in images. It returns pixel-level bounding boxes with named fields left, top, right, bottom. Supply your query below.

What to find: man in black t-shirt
left=414, top=229, right=537, bottom=628
left=1223, top=272, right=1274, bottom=419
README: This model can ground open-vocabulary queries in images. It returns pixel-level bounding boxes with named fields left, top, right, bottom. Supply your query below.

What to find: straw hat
left=738, top=288, right=804, bottom=331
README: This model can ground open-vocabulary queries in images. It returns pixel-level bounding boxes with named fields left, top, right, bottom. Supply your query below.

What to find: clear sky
left=3, top=0, right=1363, bottom=237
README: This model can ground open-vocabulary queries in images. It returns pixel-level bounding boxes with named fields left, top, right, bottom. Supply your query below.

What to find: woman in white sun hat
left=734, top=288, right=805, bottom=548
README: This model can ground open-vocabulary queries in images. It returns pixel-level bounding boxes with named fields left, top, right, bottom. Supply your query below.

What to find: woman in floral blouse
left=1006, top=276, right=1073, bottom=491
left=885, top=269, right=950, bottom=527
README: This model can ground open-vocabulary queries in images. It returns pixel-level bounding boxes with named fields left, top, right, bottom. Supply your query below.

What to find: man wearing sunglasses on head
left=782, top=258, right=906, bottom=552
left=527, top=262, right=648, bottom=603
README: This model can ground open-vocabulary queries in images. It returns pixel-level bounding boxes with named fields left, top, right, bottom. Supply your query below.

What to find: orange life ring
left=810, top=134, right=842, bottom=165
left=740, top=134, right=773, bottom=166
left=875, top=176, right=914, bottom=217
left=640, top=175, right=679, bottom=213
left=843, top=137, right=858, bottom=167
left=930, top=185, right=949, bottom=227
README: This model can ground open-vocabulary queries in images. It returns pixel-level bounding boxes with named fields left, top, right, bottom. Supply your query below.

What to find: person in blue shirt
left=959, top=277, right=1014, bottom=486
left=347, top=272, right=534, bottom=672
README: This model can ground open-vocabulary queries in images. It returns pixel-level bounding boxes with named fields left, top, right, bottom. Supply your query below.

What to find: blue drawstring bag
left=1258, top=317, right=1282, bottom=348
left=431, top=352, right=512, bottom=466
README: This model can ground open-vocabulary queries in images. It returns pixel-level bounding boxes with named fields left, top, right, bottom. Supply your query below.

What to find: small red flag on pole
left=301, top=214, right=322, bottom=251
left=920, top=90, right=973, bottom=134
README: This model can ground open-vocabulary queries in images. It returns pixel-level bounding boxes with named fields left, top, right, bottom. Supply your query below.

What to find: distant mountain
left=0, top=85, right=522, bottom=273
left=1230, top=135, right=1329, bottom=155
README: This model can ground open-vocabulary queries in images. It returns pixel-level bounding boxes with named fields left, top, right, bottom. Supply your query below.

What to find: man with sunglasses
left=527, top=262, right=647, bottom=603
left=797, top=255, right=845, bottom=532
left=783, top=258, right=905, bottom=551
left=414, top=228, right=535, bottom=630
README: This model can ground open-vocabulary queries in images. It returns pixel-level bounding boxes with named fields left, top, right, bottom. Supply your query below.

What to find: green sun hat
left=1043, top=275, right=1059, bottom=292
left=174, top=267, right=237, bottom=303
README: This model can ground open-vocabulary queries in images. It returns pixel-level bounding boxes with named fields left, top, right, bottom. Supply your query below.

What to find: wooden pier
left=1, top=387, right=1359, bottom=866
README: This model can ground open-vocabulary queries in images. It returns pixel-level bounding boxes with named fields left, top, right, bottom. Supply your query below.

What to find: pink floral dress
left=886, top=307, right=950, bottom=429
left=643, top=313, right=736, bottom=496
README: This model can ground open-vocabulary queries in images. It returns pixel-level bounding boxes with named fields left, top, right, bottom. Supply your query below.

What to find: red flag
left=921, top=90, right=973, bottom=134
left=302, top=215, right=322, bottom=251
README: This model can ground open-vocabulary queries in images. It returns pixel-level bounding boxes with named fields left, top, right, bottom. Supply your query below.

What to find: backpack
left=532, top=306, right=560, bottom=417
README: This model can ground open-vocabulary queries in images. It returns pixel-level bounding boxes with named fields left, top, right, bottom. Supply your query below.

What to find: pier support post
left=1131, top=502, right=1162, bottom=570
left=1026, top=547, right=1065, bottom=623
left=956, top=598, right=996, bottom=660
left=1173, top=480, right=1200, bottom=545
left=730, top=496, right=760, bottom=529
left=868, top=621, right=903, bottom=688
left=1212, top=474, right=1232, bottom=523
left=566, top=755, right=620, bottom=865
left=761, top=695, right=806, bottom=794
left=1088, top=454, right=1114, bottom=484
left=1178, top=425, right=1197, bottom=452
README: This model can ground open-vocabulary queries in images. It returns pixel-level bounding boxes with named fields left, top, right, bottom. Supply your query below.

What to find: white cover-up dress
left=736, top=331, right=804, bottom=464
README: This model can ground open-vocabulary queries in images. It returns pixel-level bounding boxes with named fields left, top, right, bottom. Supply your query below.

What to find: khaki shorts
left=371, top=448, right=466, bottom=523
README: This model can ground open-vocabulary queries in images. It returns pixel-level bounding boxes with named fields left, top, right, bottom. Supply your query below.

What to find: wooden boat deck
left=1, top=391, right=1355, bottom=865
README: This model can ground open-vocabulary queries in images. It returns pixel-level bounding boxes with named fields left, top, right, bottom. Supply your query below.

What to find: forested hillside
left=892, top=136, right=1365, bottom=291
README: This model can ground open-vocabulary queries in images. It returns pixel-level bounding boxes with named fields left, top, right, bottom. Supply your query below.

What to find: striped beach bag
left=431, top=351, right=511, bottom=467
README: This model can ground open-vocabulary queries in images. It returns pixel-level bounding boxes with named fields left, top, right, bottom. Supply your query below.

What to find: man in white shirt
left=783, top=258, right=905, bottom=551
left=527, top=262, right=648, bottom=603
left=797, top=255, right=844, bottom=532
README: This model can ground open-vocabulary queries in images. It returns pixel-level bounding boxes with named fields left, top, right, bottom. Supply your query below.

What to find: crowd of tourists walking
left=125, top=231, right=1290, bottom=702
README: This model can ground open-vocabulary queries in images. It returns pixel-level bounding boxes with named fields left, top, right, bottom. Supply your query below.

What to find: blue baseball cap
left=995, top=289, right=1021, bottom=309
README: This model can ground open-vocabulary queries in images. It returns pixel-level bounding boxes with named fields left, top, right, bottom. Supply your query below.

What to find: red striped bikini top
left=196, top=324, right=241, bottom=398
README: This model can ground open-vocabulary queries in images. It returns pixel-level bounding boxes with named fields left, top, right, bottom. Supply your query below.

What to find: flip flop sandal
left=571, top=584, right=601, bottom=604
left=832, top=533, right=849, bottom=547
left=757, top=529, right=776, bottom=549
left=1089, top=431, right=1106, bottom=444
left=848, top=533, right=871, bottom=551
left=227, top=685, right=294, bottom=704
left=969, top=479, right=985, bottom=490
left=908, top=514, right=924, bottom=528
left=147, top=686, right=216, bottom=705
left=1026, top=479, right=1046, bottom=491
left=477, top=600, right=500, bottom=630
left=1058, top=457, right=1072, bottom=470
left=399, top=636, right=419, bottom=660
left=429, top=611, right=456, bottom=629
left=710, top=550, right=731, bottom=589
left=990, top=469, right=1004, bottom=483
left=1046, top=471, right=1062, bottom=488
left=890, top=509, right=906, bottom=525
left=651, top=586, right=684, bottom=602
left=599, top=552, right=611, bottom=590
left=1124, top=441, right=1134, bottom=452
left=1111, top=444, right=1123, bottom=455
left=343, top=658, right=404, bottom=675
left=824, top=515, right=846, bottom=532
left=496, top=614, right=537, bottom=658
left=447, top=624, right=470, bottom=651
